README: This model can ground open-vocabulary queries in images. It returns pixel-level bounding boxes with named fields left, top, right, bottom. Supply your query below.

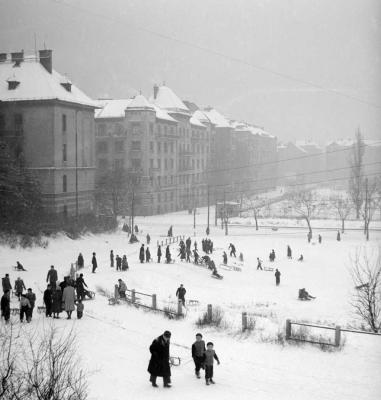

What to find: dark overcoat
left=147, top=335, right=171, bottom=377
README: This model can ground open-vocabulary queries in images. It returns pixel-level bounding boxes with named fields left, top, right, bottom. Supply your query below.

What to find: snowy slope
left=1, top=211, right=381, bottom=400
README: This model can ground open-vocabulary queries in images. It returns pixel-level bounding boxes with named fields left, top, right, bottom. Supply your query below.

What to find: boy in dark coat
left=176, top=284, right=186, bottom=306
left=203, top=342, right=220, bottom=385
left=275, top=269, right=281, bottom=286
left=25, top=288, right=36, bottom=322
left=43, top=284, right=53, bottom=317
left=110, top=250, right=114, bottom=267
left=116, top=255, right=122, bottom=271
left=46, top=265, right=58, bottom=289
left=148, top=331, right=172, bottom=388
left=157, top=245, right=162, bottom=263
left=2, top=273, right=12, bottom=293
left=139, top=245, right=145, bottom=263
left=92, top=252, right=98, bottom=273
left=192, top=333, right=206, bottom=378
left=14, top=277, right=26, bottom=300
left=1, top=290, right=10, bottom=323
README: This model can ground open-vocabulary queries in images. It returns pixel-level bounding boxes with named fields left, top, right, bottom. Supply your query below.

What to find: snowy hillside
left=1, top=210, right=381, bottom=400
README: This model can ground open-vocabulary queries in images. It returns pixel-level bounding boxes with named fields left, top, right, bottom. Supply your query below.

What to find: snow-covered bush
left=196, top=307, right=225, bottom=328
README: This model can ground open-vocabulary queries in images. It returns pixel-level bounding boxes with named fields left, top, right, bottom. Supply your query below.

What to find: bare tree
left=331, top=195, right=352, bottom=233
left=348, top=129, right=365, bottom=219
left=350, top=247, right=381, bottom=332
left=289, top=190, right=319, bottom=234
left=362, top=177, right=379, bottom=241
left=244, top=195, right=264, bottom=231
left=0, top=323, right=88, bottom=400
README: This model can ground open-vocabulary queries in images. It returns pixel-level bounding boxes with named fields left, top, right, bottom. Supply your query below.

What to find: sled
left=170, top=356, right=181, bottom=366
left=82, top=291, right=95, bottom=300
left=187, top=299, right=199, bottom=306
left=211, top=274, right=223, bottom=280
left=13, top=266, right=27, bottom=271
left=37, top=306, right=46, bottom=313
left=264, top=267, right=274, bottom=272
left=219, top=264, right=242, bottom=272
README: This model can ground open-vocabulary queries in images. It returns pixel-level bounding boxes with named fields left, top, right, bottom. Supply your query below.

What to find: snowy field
left=1, top=209, right=381, bottom=400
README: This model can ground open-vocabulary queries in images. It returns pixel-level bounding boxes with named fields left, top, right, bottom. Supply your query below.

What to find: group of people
left=110, top=250, right=129, bottom=271
left=148, top=331, right=220, bottom=388
left=139, top=244, right=152, bottom=263
left=202, top=238, right=214, bottom=254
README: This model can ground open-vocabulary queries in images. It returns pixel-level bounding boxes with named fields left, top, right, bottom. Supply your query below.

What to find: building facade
left=0, top=50, right=96, bottom=216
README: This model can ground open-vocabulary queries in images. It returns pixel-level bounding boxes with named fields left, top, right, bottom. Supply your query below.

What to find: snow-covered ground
left=1, top=210, right=381, bottom=400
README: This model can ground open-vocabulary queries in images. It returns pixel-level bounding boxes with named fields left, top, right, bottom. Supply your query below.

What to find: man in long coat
left=139, top=245, right=145, bottom=263
left=92, top=252, right=98, bottom=273
left=46, top=265, right=58, bottom=289
left=148, top=331, right=172, bottom=388
left=62, top=283, right=76, bottom=319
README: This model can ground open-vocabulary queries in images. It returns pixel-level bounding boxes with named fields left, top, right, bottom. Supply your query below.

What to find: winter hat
left=196, top=333, right=203, bottom=338
left=206, top=342, right=214, bottom=347
left=163, top=330, right=171, bottom=338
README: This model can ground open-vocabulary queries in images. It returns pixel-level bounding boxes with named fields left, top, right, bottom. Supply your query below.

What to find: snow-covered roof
left=152, top=105, right=177, bottom=123
left=190, top=115, right=206, bottom=128
left=95, top=99, right=132, bottom=118
left=0, top=58, right=96, bottom=107
left=126, top=94, right=154, bottom=111
left=192, top=110, right=211, bottom=124
left=202, top=108, right=231, bottom=128
left=150, top=85, right=190, bottom=114
left=326, top=139, right=381, bottom=148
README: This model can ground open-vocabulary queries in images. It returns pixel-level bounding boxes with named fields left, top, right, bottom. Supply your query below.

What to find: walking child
left=192, top=333, right=206, bottom=378
left=203, top=342, right=220, bottom=385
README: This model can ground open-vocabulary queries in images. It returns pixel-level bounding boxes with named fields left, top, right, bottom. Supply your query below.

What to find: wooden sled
left=187, top=299, right=199, bottom=306
left=211, top=274, right=223, bottom=280
left=264, top=267, right=274, bottom=272
left=170, top=356, right=181, bottom=366
left=219, top=264, right=242, bottom=272
left=12, top=266, right=27, bottom=271
left=37, top=306, right=46, bottom=314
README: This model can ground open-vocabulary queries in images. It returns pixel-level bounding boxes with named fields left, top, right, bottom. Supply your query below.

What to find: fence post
left=131, top=289, right=136, bottom=304
left=177, top=300, right=183, bottom=317
left=335, top=326, right=341, bottom=347
left=207, top=304, right=213, bottom=321
left=242, top=312, right=248, bottom=331
left=286, top=319, right=291, bottom=340
left=152, top=294, right=157, bottom=310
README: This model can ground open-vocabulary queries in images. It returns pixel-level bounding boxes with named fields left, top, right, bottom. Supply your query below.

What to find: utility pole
left=207, top=185, right=210, bottom=233
left=75, top=110, right=79, bottom=221
left=364, top=177, right=369, bottom=240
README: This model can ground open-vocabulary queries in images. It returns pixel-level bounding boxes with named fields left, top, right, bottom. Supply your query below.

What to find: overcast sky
left=1, top=0, right=380, bottom=143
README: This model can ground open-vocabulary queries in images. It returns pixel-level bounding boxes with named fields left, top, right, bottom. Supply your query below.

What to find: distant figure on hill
left=43, top=284, right=52, bottom=317
left=146, top=233, right=151, bottom=245
left=1, top=290, right=11, bottom=323
left=318, top=234, right=322, bottom=244
left=239, top=252, right=244, bottom=262
left=146, top=247, right=151, bottom=263
left=298, top=254, right=304, bottom=262
left=15, top=261, right=26, bottom=271
left=307, top=231, right=312, bottom=243
left=46, top=265, right=58, bottom=289
left=257, top=258, right=263, bottom=270
left=168, top=226, right=173, bottom=237
left=92, top=252, right=98, bottom=273
left=269, top=249, right=275, bottom=262
left=139, top=244, right=145, bottom=263
left=157, top=245, right=162, bottom=263
left=116, top=255, right=122, bottom=271
left=228, top=243, right=236, bottom=257
left=2, top=274, right=12, bottom=293
left=110, top=250, right=114, bottom=268
left=77, top=253, right=84, bottom=269
left=122, top=255, right=129, bottom=271
left=298, top=288, right=316, bottom=300
left=15, top=277, right=26, bottom=300
left=165, top=246, right=171, bottom=263
left=287, top=245, right=292, bottom=259
left=337, top=231, right=341, bottom=241
left=275, top=269, right=281, bottom=286
left=176, top=284, right=186, bottom=306
left=222, top=251, right=228, bottom=265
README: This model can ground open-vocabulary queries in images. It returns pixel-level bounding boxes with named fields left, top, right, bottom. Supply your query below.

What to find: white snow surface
left=1, top=211, right=381, bottom=400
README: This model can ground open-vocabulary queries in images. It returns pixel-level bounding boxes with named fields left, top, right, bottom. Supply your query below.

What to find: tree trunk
left=305, top=217, right=312, bottom=234
left=341, top=219, right=345, bottom=233
left=254, top=212, right=258, bottom=231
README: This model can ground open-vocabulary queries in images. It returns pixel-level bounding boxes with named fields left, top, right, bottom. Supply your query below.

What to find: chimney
left=11, top=51, right=24, bottom=64
left=39, top=49, right=53, bottom=73
left=0, top=53, right=7, bottom=62
left=153, top=84, right=159, bottom=100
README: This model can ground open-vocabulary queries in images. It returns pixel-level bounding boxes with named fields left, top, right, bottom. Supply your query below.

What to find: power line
left=48, top=0, right=381, bottom=110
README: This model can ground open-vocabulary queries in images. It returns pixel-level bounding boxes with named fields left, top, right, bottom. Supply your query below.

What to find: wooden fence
left=157, top=235, right=185, bottom=248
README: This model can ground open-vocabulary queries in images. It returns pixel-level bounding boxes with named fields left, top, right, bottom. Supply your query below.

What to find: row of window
left=0, top=113, right=23, bottom=132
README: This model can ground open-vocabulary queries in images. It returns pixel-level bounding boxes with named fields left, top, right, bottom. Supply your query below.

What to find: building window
left=157, top=142, right=161, bottom=153
left=115, top=140, right=124, bottom=153
left=62, top=114, right=67, bottom=133
left=164, top=159, right=168, bottom=170
left=150, top=141, right=154, bottom=152
left=157, top=159, right=161, bottom=170
left=170, top=143, right=173, bottom=153
left=63, top=175, right=67, bottom=192
left=164, top=142, right=167, bottom=153
left=131, top=141, right=141, bottom=150
left=98, top=123, right=106, bottom=136
left=150, top=159, right=154, bottom=169
left=171, top=191, right=174, bottom=201
left=131, top=158, right=141, bottom=169
left=131, top=122, right=141, bottom=134
left=114, top=159, right=123, bottom=170
left=98, top=159, right=108, bottom=169
left=63, top=144, right=67, bottom=162
left=96, top=141, right=108, bottom=154
left=149, top=123, right=154, bottom=135
left=170, top=159, right=174, bottom=169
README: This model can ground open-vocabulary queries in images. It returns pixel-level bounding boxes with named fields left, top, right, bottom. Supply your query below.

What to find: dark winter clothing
left=257, top=258, right=263, bottom=270
left=157, top=246, right=162, bottom=263
left=1, top=292, right=10, bottom=322
left=2, top=275, right=12, bottom=293
left=92, top=254, right=98, bottom=273
left=287, top=246, right=292, bottom=259
left=203, top=349, right=220, bottom=382
left=337, top=231, right=341, bottom=241
left=110, top=251, right=114, bottom=267
left=46, top=268, right=58, bottom=288
left=116, top=256, right=122, bottom=271
left=165, top=246, right=171, bottom=263
left=52, top=289, right=62, bottom=316
left=77, top=302, right=84, bottom=319
left=148, top=334, right=171, bottom=382
left=19, top=296, right=31, bottom=322
left=229, top=243, right=236, bottom=257
left=76, top=275, right=88, bottom=300
left=43, top=288, right=52, bottom=317
left=146, top=234, right=151, bottom=245
left=176, top=286, right=186, bottom=306
left=14, top=278, right=26, bottom=299
left=192, top=340, right=206, bottom=375
left=139, top=245, right=145, bottom=263
left=25, top=291, right=36, bottom=321
left=275, top=270, right=281, bottom=286
left=146, top=248, right=151, bottom=263
left=77, top=254, right=84, bottom=269
left=122, top=256, right=129, bottom=271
